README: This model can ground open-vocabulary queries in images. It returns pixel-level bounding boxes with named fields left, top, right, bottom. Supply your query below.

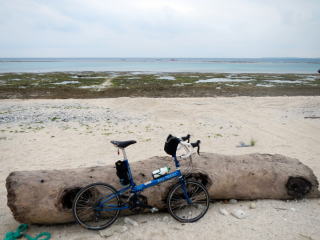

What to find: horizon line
left=1, top=57, right=320, bottom=59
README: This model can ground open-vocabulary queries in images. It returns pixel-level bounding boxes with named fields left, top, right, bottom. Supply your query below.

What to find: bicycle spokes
left=73, top=183, right=121, bottom=230
left=167, top=181, right=209, bottom=222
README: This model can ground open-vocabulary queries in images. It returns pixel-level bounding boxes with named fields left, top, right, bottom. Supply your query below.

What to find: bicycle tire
left=72, top=182, right=120, bottom=230
left=167, top=180, right=209, bottom=223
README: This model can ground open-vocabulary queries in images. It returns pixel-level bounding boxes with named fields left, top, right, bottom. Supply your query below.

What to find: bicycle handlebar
left=178, top=139, right=201, bottom=159
left=164, top=134, right=201, bottom=159
left=180, top=134, right=191, bottom=143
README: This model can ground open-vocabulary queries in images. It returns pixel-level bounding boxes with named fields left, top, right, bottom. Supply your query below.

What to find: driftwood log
left=6, top=152, right=320, bottom=224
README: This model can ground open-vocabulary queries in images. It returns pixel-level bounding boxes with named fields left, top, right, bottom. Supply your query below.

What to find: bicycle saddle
left=111, top=140, right=137, bottom=149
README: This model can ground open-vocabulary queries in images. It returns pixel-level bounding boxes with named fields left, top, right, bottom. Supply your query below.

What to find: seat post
left=121, top=148, right=128, bottom=160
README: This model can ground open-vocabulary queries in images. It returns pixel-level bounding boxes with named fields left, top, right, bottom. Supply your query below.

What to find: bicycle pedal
left=150, top=207, right=159, bottom=213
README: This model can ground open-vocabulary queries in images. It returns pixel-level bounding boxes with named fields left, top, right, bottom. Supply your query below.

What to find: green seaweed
left=0, top=72, right=319, bottom=98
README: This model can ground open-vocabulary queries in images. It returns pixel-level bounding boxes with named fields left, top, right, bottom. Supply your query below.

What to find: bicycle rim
left=73, top=183, right=120, bottom=230
left=167, top=180, right=209, bottom=223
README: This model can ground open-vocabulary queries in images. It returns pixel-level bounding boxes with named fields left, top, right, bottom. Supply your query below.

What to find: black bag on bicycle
left=115, top=160, right=130, bottom=185
left=164, top=134, right=181, bottom=156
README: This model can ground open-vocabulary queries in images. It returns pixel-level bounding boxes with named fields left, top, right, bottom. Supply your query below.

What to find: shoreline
left=0, top=70, right=319, bottom=75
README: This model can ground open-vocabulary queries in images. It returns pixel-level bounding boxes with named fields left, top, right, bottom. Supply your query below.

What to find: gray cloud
left=0, top=0, right=319, bottom=57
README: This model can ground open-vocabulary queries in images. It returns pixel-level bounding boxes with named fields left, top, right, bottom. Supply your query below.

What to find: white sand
left=0, top=96, right=320, bottom=240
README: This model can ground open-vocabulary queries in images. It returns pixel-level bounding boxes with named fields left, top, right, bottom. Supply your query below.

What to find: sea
left=0, top=58, right=319, bottom=74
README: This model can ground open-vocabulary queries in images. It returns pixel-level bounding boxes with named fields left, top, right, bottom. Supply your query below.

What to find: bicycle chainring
left=128, top=194, right=148, bottom=213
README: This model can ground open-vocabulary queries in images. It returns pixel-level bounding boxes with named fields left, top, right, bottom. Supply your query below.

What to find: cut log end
left=286, top=177, right=313, bottom=199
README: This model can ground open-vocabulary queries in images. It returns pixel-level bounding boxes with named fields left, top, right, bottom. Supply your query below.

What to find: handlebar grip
left=181, top=134, right=191, bottom=143
left=191, top=140, right=201, bottom=155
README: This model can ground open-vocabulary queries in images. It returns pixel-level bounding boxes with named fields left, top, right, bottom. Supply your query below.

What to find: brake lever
left=191, top=140, right=201, bottom=155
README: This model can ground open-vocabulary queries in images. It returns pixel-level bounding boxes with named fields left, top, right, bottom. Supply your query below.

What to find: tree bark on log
left=6, top=152, right=320, bottom=224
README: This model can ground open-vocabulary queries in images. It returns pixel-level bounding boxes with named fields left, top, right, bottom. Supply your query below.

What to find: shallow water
left=158, top=76, right=176, bottom=80
left=53, top=80, right=80, bottom=85
left=0, top=58, right=319, bottom=73
left=196, top=78, right=251, bottom=83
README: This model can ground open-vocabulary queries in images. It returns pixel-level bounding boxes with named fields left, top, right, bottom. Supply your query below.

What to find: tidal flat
left=0, top=71, right=319, bottom=98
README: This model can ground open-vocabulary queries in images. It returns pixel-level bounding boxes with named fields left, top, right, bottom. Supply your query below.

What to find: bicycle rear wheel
left=72, top=183, right=120, bottom=230
left=167, top=180, right=209, bottom=223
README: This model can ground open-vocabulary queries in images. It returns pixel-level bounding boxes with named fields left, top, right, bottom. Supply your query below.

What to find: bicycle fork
left=179, top=178, right=192, bottom=204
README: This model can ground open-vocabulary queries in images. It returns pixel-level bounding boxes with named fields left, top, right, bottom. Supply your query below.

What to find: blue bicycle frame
left=97, top=150, right=191, bottom=211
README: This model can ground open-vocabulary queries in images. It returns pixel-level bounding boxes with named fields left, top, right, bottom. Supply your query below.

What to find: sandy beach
left=1, top=96, right=320, bottom=240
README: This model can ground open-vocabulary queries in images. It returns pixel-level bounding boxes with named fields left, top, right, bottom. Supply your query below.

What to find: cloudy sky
left=0, top=0, right=319, bottom=58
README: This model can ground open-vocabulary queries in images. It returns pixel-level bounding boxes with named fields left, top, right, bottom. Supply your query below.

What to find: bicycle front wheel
left=167, top=180, right=209, bottom=223
left=72, top=183, right=120, bottom=230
